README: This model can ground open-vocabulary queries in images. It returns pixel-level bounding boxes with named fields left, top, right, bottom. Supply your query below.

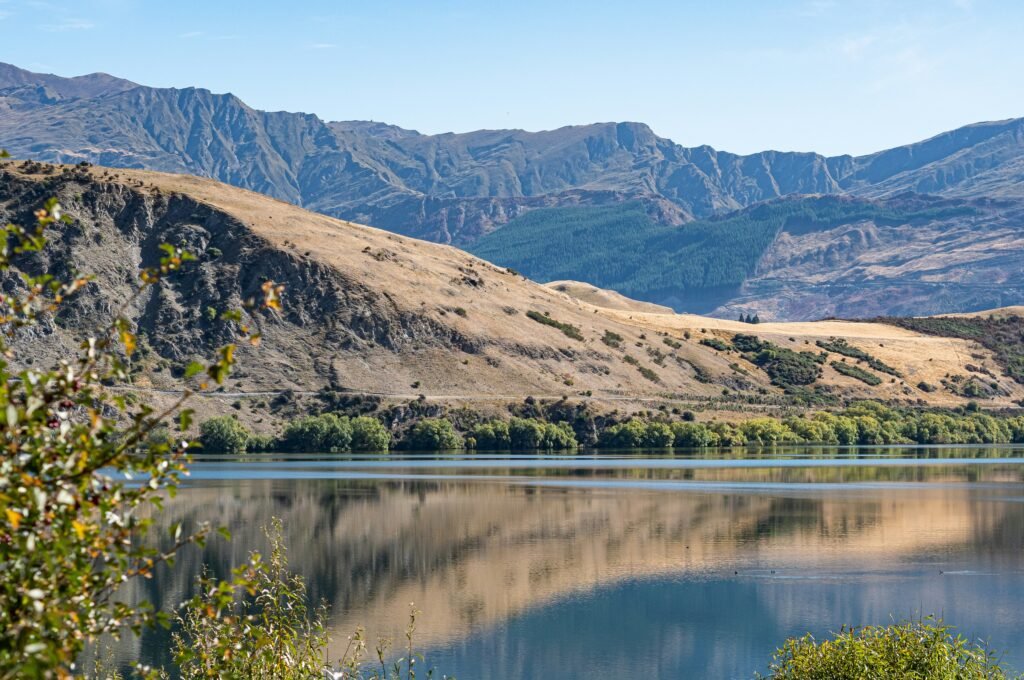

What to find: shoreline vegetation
left=200, top=400, right=1024, bottom=454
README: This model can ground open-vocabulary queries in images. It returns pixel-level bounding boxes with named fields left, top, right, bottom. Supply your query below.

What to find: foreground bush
left=175, top=519, right=328, bottom=679
left=0, top=197, right=276, bottom=676
left=177, top=520, right=434, bottom=679
left=762, top=620, right=1017, bottom=679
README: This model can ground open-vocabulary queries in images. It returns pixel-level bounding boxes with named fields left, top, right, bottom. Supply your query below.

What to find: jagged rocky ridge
left=3, top=62, right=1024, bottom=247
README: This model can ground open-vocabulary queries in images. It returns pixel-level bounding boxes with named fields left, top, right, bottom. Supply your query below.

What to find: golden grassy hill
left=545, top=280, right=675, bottom=314
left=1, top=160, right=1020, bottom=429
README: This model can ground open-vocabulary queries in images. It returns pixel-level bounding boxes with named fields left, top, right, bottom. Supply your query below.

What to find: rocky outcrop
left=0, top=162, right=747, bottom=401
left=711, top=194, right=1024, bottom=320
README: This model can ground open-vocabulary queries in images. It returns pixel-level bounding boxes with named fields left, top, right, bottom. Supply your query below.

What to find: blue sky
left=1, top=0, right=1022, bottom=155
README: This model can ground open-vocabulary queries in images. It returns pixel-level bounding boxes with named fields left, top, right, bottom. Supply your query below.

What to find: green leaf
left=183, top=362, right=205, bottom=379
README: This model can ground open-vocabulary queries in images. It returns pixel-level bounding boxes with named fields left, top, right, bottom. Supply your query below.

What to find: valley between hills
left=3, top=159, right=1022, bottom=434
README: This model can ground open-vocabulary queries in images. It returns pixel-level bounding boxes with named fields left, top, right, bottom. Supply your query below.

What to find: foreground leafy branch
left=174, top=519, right=329, bottom=679
left=175, top=520, right=442, bottom=680
left=0, top=196, right=279, bottom=678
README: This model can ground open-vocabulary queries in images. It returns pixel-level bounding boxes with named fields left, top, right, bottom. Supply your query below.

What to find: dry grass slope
left=1, top=160, right=1020, bottom=428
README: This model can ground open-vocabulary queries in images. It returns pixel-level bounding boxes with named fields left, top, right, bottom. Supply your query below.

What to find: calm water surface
left=128, top=447, right=1024, bottom=678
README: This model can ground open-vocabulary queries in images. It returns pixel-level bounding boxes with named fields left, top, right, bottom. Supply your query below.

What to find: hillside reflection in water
left=127, top=448, right=1024, bottom=678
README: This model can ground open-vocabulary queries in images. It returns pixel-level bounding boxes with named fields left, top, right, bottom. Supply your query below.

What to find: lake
left=124, top=447, right=1024, bottom=678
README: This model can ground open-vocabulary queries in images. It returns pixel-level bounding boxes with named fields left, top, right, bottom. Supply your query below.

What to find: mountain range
left=2, top=62, right=1023, bottom=319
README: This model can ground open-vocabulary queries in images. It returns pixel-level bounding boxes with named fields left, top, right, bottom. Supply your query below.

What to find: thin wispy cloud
left=868, top=46, right=934, bottom=92
left=832, top=21, right=931, bottom=64
left=840, top=33, right=879, bottom=59
left=179, top=30, right=237, bottom=41
left=41, top=17, right=94, bottom=32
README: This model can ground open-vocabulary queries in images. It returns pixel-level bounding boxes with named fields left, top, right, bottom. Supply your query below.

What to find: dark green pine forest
left=469, top=197, right=976, bottom=310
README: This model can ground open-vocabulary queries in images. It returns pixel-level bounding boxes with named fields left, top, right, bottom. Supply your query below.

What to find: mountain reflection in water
left=121, top=449, right=1024, bottom=678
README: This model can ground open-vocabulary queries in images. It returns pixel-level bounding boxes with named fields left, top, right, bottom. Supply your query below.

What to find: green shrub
left=600, top=419, right=673, bottom=448
left=199, top=416, right=251, bottom=454
left=816, top=337, right=902, bottom=376
left=508, top=417, right=578, bottom=450
left=830, top=361, right=883, bottom=386
left=643, top=421, right=674, bottom=447
left=602, top=330, right=623, bottom=348
left=700, top=337, right=730, bottom=351
left=541, top=421, right=578, bottom=450
left=761, top=619, right=1015, bottom=679
left=599, top=419, right=649, bottom=448
left=727, top=334, right=824, bottom=387
left=175, top=520, right=440, bottom=678
left=350, top=416, right=391, bottom=452
left=174, top=520, right=328, bottom=679
left=638, top=366, right=661, bottom=383
left=472, top=420, right=512, bottom=449
left=145, top=425, right=173, bottom=447
left=586, top=401, right=1024, bottom=450
left=739, top=418, right=797, bottom=445
left=406, top=418, right=463, bottom=450
left=815, top=413, right=859, bottom=445
left=750, top=346, right=823, bottom=386
left=509, top=417, right=546, bottom=449
left=280, top=413, right=353, bottom=452
left=246, top=433, right=276, bottom=452
left=708, top=421, right=747, bottom=446
left=783, top=415, right=838, bottom=444
left=670, top=422, right=716, bottom=447
left=526, top=310, right=584, bottom=341
left=732, top=333, right=766, bottom=353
